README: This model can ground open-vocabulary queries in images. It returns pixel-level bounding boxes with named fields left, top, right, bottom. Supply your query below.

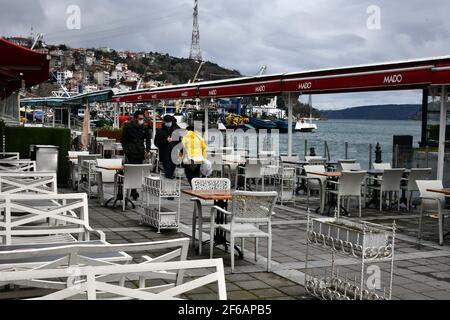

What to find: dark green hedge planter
left=4, top=126, right=71, bottom=186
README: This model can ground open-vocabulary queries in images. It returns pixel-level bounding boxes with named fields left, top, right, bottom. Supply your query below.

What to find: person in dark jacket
left=154, top=115, right=180, bottom=179
left=121, top=110, right=151, bottom=200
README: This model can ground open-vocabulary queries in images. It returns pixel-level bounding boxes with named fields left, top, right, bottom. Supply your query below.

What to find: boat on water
left=249, top=117, right=277, bottom=130
left=295, top=95, right=318, bottom=132
left=295, top=117, right=318, bottom=132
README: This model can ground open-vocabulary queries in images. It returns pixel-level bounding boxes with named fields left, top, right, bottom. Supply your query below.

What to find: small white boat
left=295, top=117, right=317, bottom=132
left=295, top=95, right=318, bottom=132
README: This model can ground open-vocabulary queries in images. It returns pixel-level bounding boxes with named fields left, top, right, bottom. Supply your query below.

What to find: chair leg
left=122, top=188, right=126, bottom=212
left=230, top=236, right=235, bottom=273
left=337, top=196, right=340, bottom=218
left=418, top=205, right=424, bottom=240
left=198, top=205, right=203, bottom=256
left=359, top=196, right=362, bottom=218
left=438, top=212, right=444, bottom=246
left=380, top=192, right=383, bottom=212
left=192, top=204, right=197, bottom=251
left=254, top=238, right=258, bottom=262
left=397, top=191, right=400, bottom=212
left=267, top=236, right=272, bottom=272
left=210, top=221, right=215, bottom=259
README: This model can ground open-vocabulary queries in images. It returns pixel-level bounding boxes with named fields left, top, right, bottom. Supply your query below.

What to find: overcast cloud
left=1, top=0, right=449, bottom=109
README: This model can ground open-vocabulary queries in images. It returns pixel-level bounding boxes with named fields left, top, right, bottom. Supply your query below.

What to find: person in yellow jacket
left=180, top=125, right=207, bottom=186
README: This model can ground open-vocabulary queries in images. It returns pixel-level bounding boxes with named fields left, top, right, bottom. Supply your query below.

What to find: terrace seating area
left=0, top=147, right=449, bottom=301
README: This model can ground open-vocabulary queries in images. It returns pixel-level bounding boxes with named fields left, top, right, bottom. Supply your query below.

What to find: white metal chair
left=68, top=151, right=89, bottom=190
left=0, top=193, right=104, bottom=246
left=99, top=139, right=116, bottom=158
left=235, top=162, right=264, bottom=191
left=77, top=154, right=101, bottom=198
left=191, top=178, right=231, bottom=255
left=0, top=152, right=19, bottom=160
left=416, top=180, right=448, bottom=245
left=116, top=164, right=152, bottom=211
left=304, top=165, right=327, bottom=214
left=402, top=168, right=432, bottom=211
left=366, top=169, right=405, bottom=211
left=326, top=171, right=367, bottom=217
left=209, top=191, right=278, bottom=273
left=274, top=167, right=296, bottom=205
left=373, top=163, right=392, bottom=170
left=96, top=159, right=123, bottom=206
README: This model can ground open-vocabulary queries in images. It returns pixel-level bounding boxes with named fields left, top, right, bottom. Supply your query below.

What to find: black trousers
left=184, top=163, right=201, bottom=187
left=162, top=160, right=176, bottom=179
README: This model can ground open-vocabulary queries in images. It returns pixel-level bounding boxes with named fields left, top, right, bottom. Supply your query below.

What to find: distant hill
left=320, top=104, right=422, bottom=120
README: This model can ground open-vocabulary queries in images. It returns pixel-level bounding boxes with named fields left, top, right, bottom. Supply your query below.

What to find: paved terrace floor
left=2, top=183, right=450, bottom=300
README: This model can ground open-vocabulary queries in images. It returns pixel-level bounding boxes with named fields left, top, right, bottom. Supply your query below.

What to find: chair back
left=416, top=180, right=446, bottom=211
left=0, top=172, right=57, bottom=195
left=304, top=165, right=327, bottom=184
left=0, top=160, right=36, bottom=172
left=231, top=191, right=277, bottom=224
left=281, top=155, right=300, bottom=164
left=381, top=169, right=405, bottom=192
left=123, top=164, right=152, bottom=189
left=96, top=159, right=123, bottom=183
left=192, top=178, right=231, bottom=191
left=373, top=163, right=392, bottom=170
left=407, top=168, right=432, bottom=191
left=243, top=163, right=263, bottom=178
left=68, top=151, right=89, bottom=158
left=101, top=139, right=116, bottom=151
left=305, top=156, right=326, bottom=165
left=338, top=171, right=367, bottom=196
left=339, top=162, right=362, bottom=172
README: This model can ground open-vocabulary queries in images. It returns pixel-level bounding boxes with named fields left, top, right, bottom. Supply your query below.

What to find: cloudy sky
left=1, top=0, right=450, bottom=109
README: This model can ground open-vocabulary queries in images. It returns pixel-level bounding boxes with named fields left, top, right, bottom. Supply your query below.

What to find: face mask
left=165, top=122, right=172, bottom=128
left=138, top=120, right=144, bottom=126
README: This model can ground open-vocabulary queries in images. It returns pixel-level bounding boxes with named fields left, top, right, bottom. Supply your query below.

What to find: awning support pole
left=204, top=101, right=209, bottom=142
left=153, top=105, right=157, bottom=141
left=437, top=86, right=447, bottom=181
left=288, top=93, right=293, bottom=157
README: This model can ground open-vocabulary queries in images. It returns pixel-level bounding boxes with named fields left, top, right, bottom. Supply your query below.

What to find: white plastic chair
left=366, top=168, right=405, bottom=211
left=235, top=162, right=264, bottom=191
left=96, top=159, right=123, bottom=206
left=209, top=191, right=277, bottom=273
left=100, top=139, right=116, bottom=158
left=304, top=165, right=327, bottom=214
left=338, top=162, right=361, bottom=172
left=327, top=171, right=367, bottom=217
left=373, top=163, right=392, bottom=170
left=69, top=151, right=89, bottom=190
left=416, top=180, right=448, bottom=245
left=402, top=168, right=432, bottom=211
left=191, top=178, right=231, bottom=255
left=117, top=164, right=152, bottom=211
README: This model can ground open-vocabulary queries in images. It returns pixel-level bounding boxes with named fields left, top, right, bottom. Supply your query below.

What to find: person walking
left=180, top=125, right=207, bottom=186
left=154, top=115, right=180, bottom=179
left=121, top=110, right=151, bottom=200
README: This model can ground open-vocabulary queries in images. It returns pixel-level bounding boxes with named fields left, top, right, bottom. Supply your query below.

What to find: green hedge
left=5, top=127, right=71, bottom=186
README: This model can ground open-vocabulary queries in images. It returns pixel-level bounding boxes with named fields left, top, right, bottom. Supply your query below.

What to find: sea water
left=278, top=119, right=422, bottom=169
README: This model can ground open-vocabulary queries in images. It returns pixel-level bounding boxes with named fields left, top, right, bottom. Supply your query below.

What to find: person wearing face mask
left=122, top=110, right=151, bottom=200
left=154, top=115, right=180, bottom=180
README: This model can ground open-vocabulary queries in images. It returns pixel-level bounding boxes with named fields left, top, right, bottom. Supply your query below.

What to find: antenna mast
left=189, top=0, right=202, bottom=62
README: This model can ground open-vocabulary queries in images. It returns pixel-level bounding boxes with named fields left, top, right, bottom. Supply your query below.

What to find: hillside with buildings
left=4, top=36, right=241, bottom=97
